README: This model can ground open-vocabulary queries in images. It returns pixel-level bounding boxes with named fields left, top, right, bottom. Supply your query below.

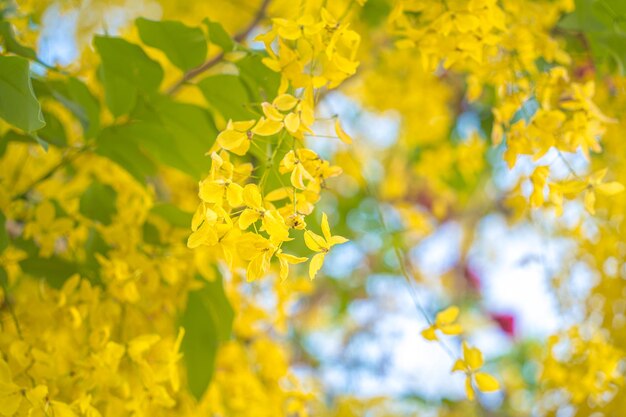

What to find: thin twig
left=166, top=0, right=271, bottom=95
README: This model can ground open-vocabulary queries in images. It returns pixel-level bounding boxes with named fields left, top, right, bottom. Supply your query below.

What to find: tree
left=1, top=0, right=625, bottom=416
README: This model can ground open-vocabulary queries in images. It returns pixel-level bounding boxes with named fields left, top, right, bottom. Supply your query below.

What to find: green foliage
left=559, top=0, right=626, bottom=73
left=0, top=55, right=45, bottom=132
left=236, top=54, right=281, bottom=102
left=0, top=211, right=8, bottom=252
left=204, top=18, right=234, bottom=52
left=180, top=276, right=234, bottom=400
left=38, top=111, right=67, bottom=148
left=198, top=74, right=254, bottom=119
left=45, top=77, right=101, bottom=138
left=94, top=36, right=163, bottom=116
left=136, top=18, right=207, bottom=71
left=0, top=20, right=37, bottom=60
left=19, top=255, right=78, bottom=289
left=96, top=126, right=158, bottom=183
left=79, top=181, right=118, bottom=225
left=151, top=203, right=193, bottom=228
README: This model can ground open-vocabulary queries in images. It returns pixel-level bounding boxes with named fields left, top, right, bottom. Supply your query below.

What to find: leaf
left=109, top=121, right=192, bottom=177
left=136, top=18, right=207, bottom=71
left=19, top=256, right=78, bottom=289
left=361, top=0, right=392, bottom=27
left=180, top=275, right=234, bottom=400
left=0, top=55, right=46, bottom=132
left=148, top=96, right=217, bottom=176
left=94, top=36, right=163, bottom=116
left=46, top=77, right=101, bottom=138
left=151, top=204, right=193, bottom=228
left=38, top=111, right=67, bottom=148
left=142, top=221, right=162, bottom=245
left=0, top=211, right=8, bottom=252
left=0, top=128, right=50, bottom=150
left=79, top=181, right=118, bottom=225
left=204, top=18, right=234, bottom=52
left=197, top=74, right=254, bottom=120
left=0, top=20, right=37, bottom=60
left=96, top=126, right=158, bottom=184
left=236, top=54, right=281, bottom=103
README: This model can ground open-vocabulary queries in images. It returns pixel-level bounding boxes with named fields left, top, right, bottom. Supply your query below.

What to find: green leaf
left=0, top=55, right=46, bottom=132
left=181, top=275, right=234, bottom=400
left=79, top=181, right=118, bottom=225
left=236, top=54, right=281, bottom=103
left=136, top=18, right=207, bottom=71
left=204, top=18, right=234, bottom=52
left=142, top=221, right=162, bottom=245
left=1, top=129, right=49, bottom=151
left=361, top=0, right=392, bottom=27
left=46, top=77, right=101, bottom=138
left=197, top=74, right=254, bottom=120
left=19, top=256, right=78, bottom=289
left=38, top=111, right=67, bottom=147
left=149, top=96, right=216, bottom=176
left=96, top=126, right=158, bottom=184
left=151, top=203, right=193, bottom=228
left=0, top=211, right=8, bottom=252
left=558, top=0, right=626, bottom=74
left=83, top=227, right=109, bottom=273
left=0, top=20, right=37, bottom=60
left=0, top=267, right=7, bottom=288
left=112, top=120, right=192, bottom=176
left=94, top=36, right=163, bottom=116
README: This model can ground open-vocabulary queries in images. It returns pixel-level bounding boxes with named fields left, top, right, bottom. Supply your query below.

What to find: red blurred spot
left=491, top=312, right=516, bottom=338
left=463, top=264, right=482, bottom=291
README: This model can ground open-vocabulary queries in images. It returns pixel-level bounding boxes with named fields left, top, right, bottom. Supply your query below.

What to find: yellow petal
left=309, top=252, right=325, bottom=280
left=451, top=359, right=467, bottom=372
left=232, top=120, right=255, bottom=131
left=334, top=119, right=353, bottom=144
left=435, top=306, right=459, bottom=326
left=304, top=230, right=325, bottom=252
left=584, top=189, right=596, bottom=215
left=421, top=326, right=438, bottom=341
left=243, top=184, right=263, bottom=209
left=321, top=212, right=332, bottom=242
left=187, top=222, right=217, bottom=248
left=329, top=235, right=348, bottom=246
left=290, top=164, right=307, bottom=190
left=262, top=102, right=284, bottom=121
left=239, top=209, right=260, bottom=230
left=284, top=112, right=301, bottom=133
left=278, top=255, right=290, bottom=281
left=198, top=181, right=224, bottom=204
left=439, top=323, right=463, bottom=336
left=462, top=342, right=484, bottom=370
left=273, top=94, right=298, bottom=111
left=0, top=382, right=22, bottom=416
left=465, top=377, right=475, bottom=401
left=252, top=117, right=284, bottom=136
left=278, top=252, right=307, bottom=264
left=262, top=211, right=290, bottom=243
left=217, top=129, right=247, bottom=151
left=474, top=372, right=500, bottom=392
left=226, top=183, right=243, bottom=207
left=595, top=181, right=625, bottom=196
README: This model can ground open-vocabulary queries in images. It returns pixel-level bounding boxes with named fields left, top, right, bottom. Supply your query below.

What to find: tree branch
left=166, top=0, right=271, bottom=95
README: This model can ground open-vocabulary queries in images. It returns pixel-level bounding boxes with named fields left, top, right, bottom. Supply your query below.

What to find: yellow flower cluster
left=188, top=8, right=357, bottom=282
left=540, top=327, right=623, bottom=408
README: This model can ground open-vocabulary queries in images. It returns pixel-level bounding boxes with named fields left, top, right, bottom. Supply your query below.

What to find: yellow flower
left=304, top=212, right=348, bottom=279
left=452, top=342, right=500, bottom=400
left=421, top=305, right=463, bottom=341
